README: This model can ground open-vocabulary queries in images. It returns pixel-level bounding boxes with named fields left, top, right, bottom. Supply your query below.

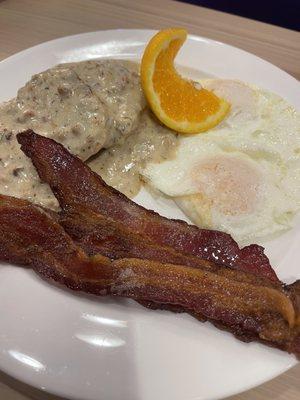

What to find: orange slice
left=140, top=28, right=230, bottom=134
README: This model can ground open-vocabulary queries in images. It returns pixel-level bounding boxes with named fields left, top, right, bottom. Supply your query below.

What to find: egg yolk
left=192, top=155, right=262, bottom=216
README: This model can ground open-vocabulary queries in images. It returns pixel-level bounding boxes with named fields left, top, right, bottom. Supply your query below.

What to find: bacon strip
left=17, top=130, right=278, bottom=282
left=60, top=209, right=217, bottom=270
left=60, top=209, right=280, bottom=289
left=61, top=208, right=281, bottom=313
left=0, top=194, right=299, bottom=356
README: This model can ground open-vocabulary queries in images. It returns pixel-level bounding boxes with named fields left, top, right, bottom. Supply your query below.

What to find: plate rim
left=1, top=28, right=299, bottom=86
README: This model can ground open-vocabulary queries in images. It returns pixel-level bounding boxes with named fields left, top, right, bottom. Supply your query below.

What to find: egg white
left=141, top=79, right=300, bottom=244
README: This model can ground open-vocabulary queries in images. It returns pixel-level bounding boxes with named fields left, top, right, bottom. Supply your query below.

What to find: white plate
left=0, top=29, right=299, bottom=400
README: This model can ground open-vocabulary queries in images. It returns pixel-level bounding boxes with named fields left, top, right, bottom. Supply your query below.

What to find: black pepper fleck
left=5, top=132, right=13, bottom=141
left=12, top=167, right=24, bottom=177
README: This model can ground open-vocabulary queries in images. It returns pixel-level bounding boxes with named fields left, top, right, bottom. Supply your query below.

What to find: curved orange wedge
left=140, top=28, right=230, bottom=134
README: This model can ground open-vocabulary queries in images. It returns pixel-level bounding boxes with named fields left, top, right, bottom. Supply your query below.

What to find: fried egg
left=142, top=80, right=300, bottom=244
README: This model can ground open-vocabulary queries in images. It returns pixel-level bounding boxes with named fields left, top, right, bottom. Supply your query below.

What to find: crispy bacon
left=60, top=209, right=280, bottom=289
left=60, top=209, right=218, bottom=270
left=60, top=208, right=281, bottom=313
left=0, top=194, right=299, bottom=356
left=17, top=130, right=278, bottom=282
